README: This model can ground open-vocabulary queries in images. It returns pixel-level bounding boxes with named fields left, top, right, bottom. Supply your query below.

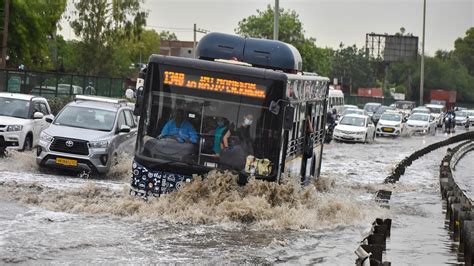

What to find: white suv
left=0, top=93, right=54, bottom=150
left=36, top=95, right=137, bottom=174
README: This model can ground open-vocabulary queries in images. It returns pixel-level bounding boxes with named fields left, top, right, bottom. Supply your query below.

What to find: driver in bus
left=158, top=109, right=198, bottom=144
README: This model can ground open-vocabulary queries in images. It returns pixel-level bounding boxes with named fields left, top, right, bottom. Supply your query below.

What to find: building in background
left=159, top=40, right=194, bottom=58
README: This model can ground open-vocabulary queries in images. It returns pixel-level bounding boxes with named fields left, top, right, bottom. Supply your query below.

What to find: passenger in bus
left=159, top=109, right=198, bottom=144
left=236, top=114, right=254, bottom=155
left=213, top=117, right=231, bottom=155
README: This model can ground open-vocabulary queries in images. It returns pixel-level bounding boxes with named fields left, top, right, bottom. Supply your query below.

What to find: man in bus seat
left=159, top=109, right=198, bottom=144
left=212, top=117, right=231, bottom=156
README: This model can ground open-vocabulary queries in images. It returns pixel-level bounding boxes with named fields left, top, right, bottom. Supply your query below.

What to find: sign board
left=7, top=76, right=21, bottom=92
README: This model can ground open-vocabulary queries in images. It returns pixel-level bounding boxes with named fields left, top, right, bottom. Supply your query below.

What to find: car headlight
left=6, top=125, right=23, bottom=132
left=89, top=140, right=109, bottom=148
left=357, top=131, right=365, bottom=135
left=334, top=128, right=341, bottom=133
left=394, top=123, right=401, bottom=128
left=40, top=132, right=53, bottom=142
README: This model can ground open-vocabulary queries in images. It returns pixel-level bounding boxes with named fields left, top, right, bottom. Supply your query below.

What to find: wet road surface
left=0, top=130, right=472, bottom=264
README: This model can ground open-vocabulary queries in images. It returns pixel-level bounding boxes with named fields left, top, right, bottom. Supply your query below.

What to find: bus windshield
left=135, top=64, right=285, bottom=176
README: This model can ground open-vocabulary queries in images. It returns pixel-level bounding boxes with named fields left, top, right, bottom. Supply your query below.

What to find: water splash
left=0, top=170, right=387, bottom=231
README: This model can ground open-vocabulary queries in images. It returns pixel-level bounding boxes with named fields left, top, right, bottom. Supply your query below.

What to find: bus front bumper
left=129, top=160, right=193, bottom=198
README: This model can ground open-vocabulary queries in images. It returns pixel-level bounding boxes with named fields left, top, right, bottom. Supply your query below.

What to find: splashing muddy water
left=0, top=170, right=384, bottom=230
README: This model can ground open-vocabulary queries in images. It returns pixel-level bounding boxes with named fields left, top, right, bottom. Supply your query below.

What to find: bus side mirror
left=283, top=106, right=295, bottom=131
left=133, top=90, right=143, bottom=116
left=269, top=101, right=280, bottom=115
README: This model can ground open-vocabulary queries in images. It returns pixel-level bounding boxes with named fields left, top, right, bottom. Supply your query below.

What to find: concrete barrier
left=437, top=139, right=474, bottom=265
left=385, top=131, right=474, bottom=184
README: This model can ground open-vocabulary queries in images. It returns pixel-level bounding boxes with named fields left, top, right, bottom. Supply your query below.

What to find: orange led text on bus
left=163, top=71, right=266, bottom=98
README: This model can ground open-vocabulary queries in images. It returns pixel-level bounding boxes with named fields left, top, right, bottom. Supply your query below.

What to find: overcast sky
left=60, top=0, right=473, bottom=55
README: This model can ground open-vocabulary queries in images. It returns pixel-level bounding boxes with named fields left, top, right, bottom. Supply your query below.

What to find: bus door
left=301, top=102, right=312, bottom=182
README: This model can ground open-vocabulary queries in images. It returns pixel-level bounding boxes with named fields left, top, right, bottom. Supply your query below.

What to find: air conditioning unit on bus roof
left=196, top=32, right=303, bottom=73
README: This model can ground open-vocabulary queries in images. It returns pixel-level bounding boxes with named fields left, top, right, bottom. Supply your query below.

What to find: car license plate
left=382, top=127, right=394, bottom=133
left=56, top=157, right=77, bottom=166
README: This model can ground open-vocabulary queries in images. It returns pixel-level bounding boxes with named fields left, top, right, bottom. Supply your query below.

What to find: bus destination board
left=163, top=71, right=266, bottom=99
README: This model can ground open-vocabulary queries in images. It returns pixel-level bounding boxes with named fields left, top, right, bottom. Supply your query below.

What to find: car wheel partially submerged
left=22, top=135, right=33, bottom=151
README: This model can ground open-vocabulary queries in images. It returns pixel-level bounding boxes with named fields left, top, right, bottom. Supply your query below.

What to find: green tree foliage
left=159, top=30, right=178, bottom=41
left=2, top=0, right=66, bottom=69
left=235, top=5, right=331, bottom=74
left=454, top=27, right=474, bottom=75
left=330, top=44, right=376, bottom=93
left=70, top=0, right=147, bottom=75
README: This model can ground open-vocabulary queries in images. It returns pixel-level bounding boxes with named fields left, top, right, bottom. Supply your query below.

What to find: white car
left=376, top=111, right=405, bottom=137
left=454, top=110, right=470, bottom=127
left=467, top=110, right=474, bottom=127
left=425, top=103, right=445, bottom=127
left=406, top=113, right=436, bottom=135
left=0, top=93, right=54, bottom=150
left=333, top=114, right=375, bottom=143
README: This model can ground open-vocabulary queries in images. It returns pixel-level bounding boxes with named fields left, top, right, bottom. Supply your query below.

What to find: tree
left=70, top=0, right=147, bottom=75
left=454, top=27, right=474, bottom=75
left=235, top=5, right=332, bottom=74
left=2, top=0, right=66, bottom=69
left=159, top=31, right=178, bottom=41
left=330, top=44, right=376, bottom=94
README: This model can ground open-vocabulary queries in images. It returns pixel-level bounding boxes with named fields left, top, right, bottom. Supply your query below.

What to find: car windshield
left=426, top=106, right=442, bottom=114
left=343, top=109, right=363, bottom=116
left=375, top=107, right=388, bottom=114
left=409, top=114, right=429, bottom=121
left=396, top=101, right=415, bottom=110
left=455, top=111, right=467, bottom=117
left=380, top=113, right=401, bottom=121
left=340, top=116, right=366, bottom=127
left=54, top=106, right=116, bottom=131
left=364, top=104, right=380, bottom=112
left=412, top=109, right=430, bottom=114
left=0, top=97, right=30, bottom=119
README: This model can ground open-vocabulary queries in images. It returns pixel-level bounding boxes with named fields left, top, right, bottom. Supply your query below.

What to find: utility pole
left=1, top=0, right=10, bottom=70
left=273, top=0, right=279, bottom=40
left=193, top=23, right=209, bottom=59
left=419, top=0, right=426, bottom=106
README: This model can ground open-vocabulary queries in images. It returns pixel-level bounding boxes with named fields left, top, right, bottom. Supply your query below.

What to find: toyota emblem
left=65, top=140, right=74, bottom=148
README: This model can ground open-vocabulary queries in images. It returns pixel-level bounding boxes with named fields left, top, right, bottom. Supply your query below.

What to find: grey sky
left=61, top=0, right=473, bottom=55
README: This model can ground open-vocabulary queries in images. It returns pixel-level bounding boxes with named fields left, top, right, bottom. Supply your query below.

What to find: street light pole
left=1, top=0, right=10, bottom=70
left=273, top=0, right=279, bottom=40
left=193, top=23, right=209, bottom=59
left=419, top=0, right=426, bottom=106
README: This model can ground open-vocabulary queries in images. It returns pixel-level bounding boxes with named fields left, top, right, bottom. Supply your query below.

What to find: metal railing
left=0, top=69, right=127, bottom=98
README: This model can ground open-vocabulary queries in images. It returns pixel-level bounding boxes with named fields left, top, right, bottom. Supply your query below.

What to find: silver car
left=36, top=96, right=137, bottom=174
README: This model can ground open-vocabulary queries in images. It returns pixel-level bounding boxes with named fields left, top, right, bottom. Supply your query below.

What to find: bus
left=328, top=87, right=344, bottom=114
left=129, top=33, right=330, bottom=197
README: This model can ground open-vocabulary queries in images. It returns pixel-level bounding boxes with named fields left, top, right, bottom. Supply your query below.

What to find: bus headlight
left=89, top=140, right=109, bottom=148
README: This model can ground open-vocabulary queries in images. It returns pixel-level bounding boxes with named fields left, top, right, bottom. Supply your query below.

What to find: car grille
left=50, top=137, right=89, bottom=155
left=340, top=130, right=357, bottom=134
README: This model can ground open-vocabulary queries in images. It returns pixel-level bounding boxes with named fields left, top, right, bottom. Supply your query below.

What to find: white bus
left=328, top=87, right=344, bottom=114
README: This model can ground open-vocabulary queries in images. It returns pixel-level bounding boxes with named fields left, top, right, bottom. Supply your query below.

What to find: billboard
left=384, top=36, right=418, bottom=62
left=366, top=33, right=418, bottom=62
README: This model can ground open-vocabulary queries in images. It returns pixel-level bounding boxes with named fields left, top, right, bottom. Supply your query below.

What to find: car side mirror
left=118, top=124, right=131, bottom=134
left=33, top=112, right=44, bottom=120
left=45, top=117, right=53, bottom=123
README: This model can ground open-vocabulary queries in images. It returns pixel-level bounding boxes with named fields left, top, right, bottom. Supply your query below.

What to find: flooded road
left=0, top=130, right=470, bottom=264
